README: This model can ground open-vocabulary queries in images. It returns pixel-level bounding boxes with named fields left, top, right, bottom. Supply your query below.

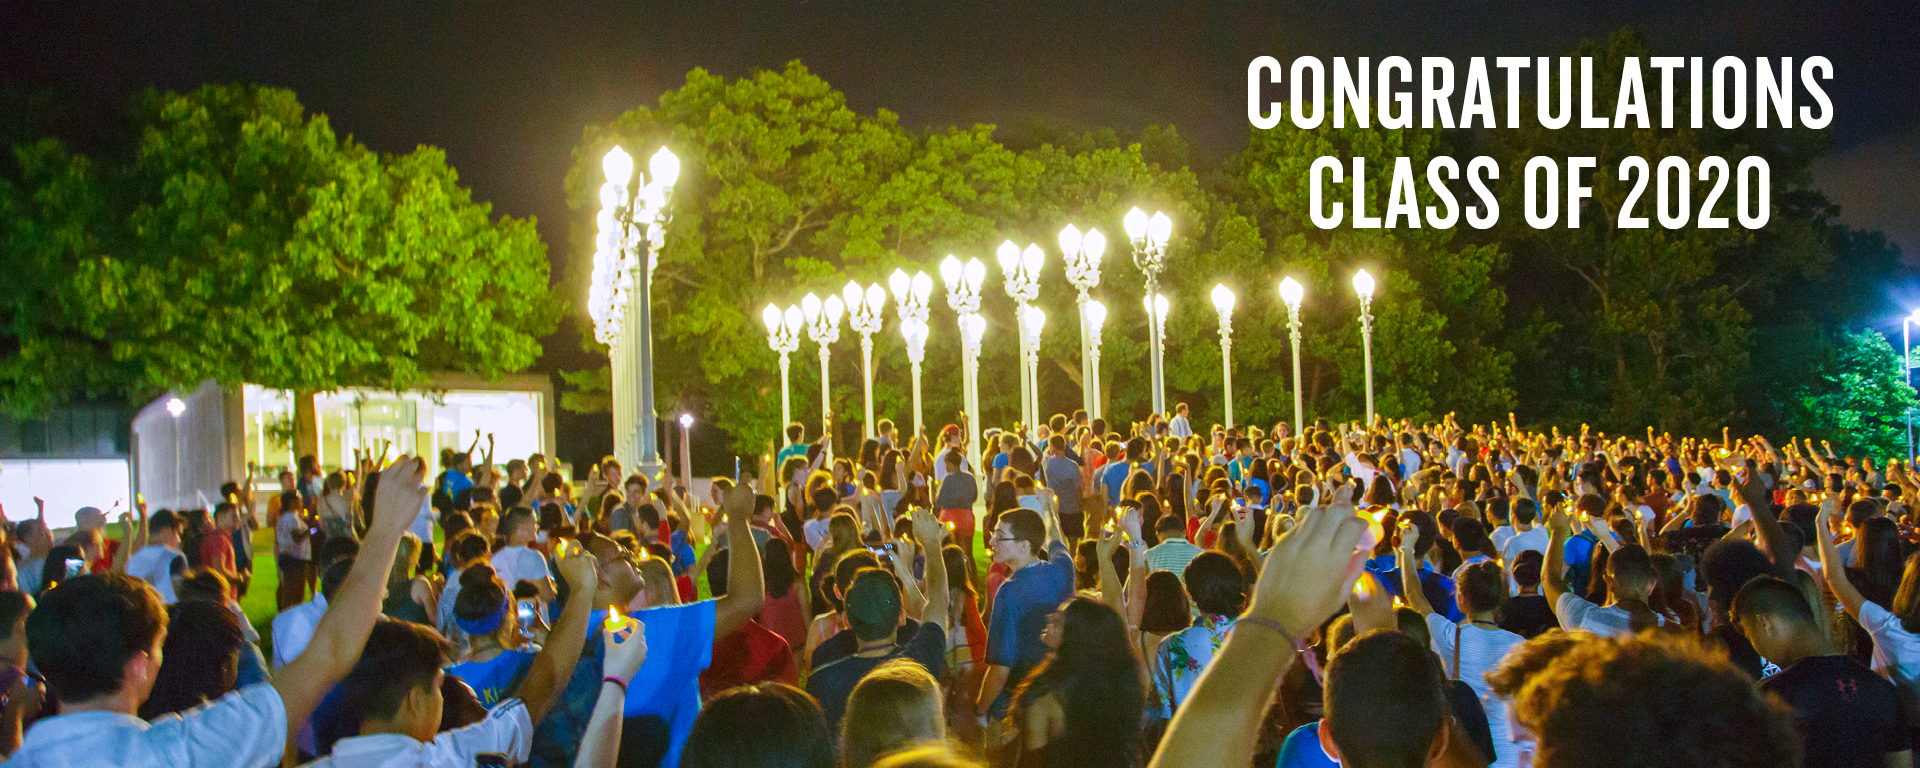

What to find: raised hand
left=603, top=618, right=650, bottom=682
left=559, top=550, right=599, bottom=592
left=371, top=456, right=431, bottom=538
left=910, top=506, right=947, bottom=553
left=1246, top=503, right=1367, bottom=641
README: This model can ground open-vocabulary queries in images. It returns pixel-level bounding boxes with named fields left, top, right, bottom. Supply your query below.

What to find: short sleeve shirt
left=1554, top=592, right=1662, bottom=638
left=618, top=600, right=717, bottom=768
left=984, top=541, right=1074, bottom=717
left=5, top=682, right=288, bottom=768
left=1762, top=655, right=1912, bottom=768
left=805, top=620, right=948, bottom=731
left=1099, top=462, right=1133, bottom=506
left=490, top=546, right=552, bottom=594
left=126, top=544, right=187, bottom=604
left=1859, top=601, right=1920, bottom=690
left=306, top=697, right=534, bottom=768
left=447, top=649, right=538, bottom=709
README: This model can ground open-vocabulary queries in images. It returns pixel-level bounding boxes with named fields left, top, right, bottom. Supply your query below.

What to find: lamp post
left=677, top=413, right=694, bottom=491
left=1085, top=301, right=1107, bottom=418
left=1142, top=293, right=1169, bottom=406
left=1022, top=306, right=1046, bottom=429
left=802, top=292, right=844, bottom=451
left=1123, top=207, right=1173, bottom=416
left=890, top=269, right=934, bottom=436
left=942, top=255, right=988, bottom=471
left=1060, top=224, right=1107, bottom=418
left=590, top=145, right=680, bottom=477
left=1280, top=277, right=1306, bottom=434
left=998, top=241, right=1045, bottom=438
left=1211, top=284, right=1237, bottom=429
left=761, top=304, right=804, bottom=446
left=1353, top=269, right=1377, bottom=427
left=844, top=281, right=888, bottom=439
left=167, top=396, right=185, bottom=505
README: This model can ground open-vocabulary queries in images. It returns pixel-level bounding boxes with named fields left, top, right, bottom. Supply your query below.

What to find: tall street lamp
left=1060, top=224, right=1107, bottom=418
left=1280, top=277, right=1306, bottom=435
left=167, top=396, right=185, bottom=505
left=1211, top=284, right=1237, bottom=429
left=590, top=145, right=680, bottom=477
left=1353, top=269, right=1377, bottom=427
left=844, top=281, right=888, bottom=439
left=942, top=255, right=987, bottom=470
left=1142, top=293, right=1169, bottom=411
left=1085, top=300, right=1108, bottom=418
left=802, top=292, right=844, bottom=451
left=677, top=413, right=694, bottom=490
left=1021, top=305, right=1046, bottom=431
left=998, top=241, right=1044, bottom=437
left=762, top=304, right=804, bottom=445
left=1124, top=207, right=1173, bottom=416
left=890, top=269, right=934, bottom=436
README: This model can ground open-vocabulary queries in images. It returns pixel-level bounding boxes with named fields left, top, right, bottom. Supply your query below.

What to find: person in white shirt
left=125, top=510, right=189, bottom=605
left=1498, top=498, right=1549, bottom=569
left=306, top=550, right=602, bottom=768
left=1397, top=538, right=1526, bottom=768
left=1542, top=506, right=1663, bottom=637
left=6, top=456, right=432, bottom=768
left=272, top=558, right=352, bottom=669
left=1815, top=500, right=1920, bottom=691
left=14, top=518, right=53, bottom=596
left=1167, top=403, right=1194, bottom=439
left=490, top=508, right=555, bottom=604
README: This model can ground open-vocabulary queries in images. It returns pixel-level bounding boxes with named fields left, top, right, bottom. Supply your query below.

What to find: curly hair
left=1513, top=632, right=1798, bottom=768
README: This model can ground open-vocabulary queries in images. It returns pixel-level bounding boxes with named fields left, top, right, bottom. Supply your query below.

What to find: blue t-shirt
left=441, top=469, right=474, bottom=500
left=617, top=600, right=717, bottom=768
left=448, top=648, right=538, bottom=708
left=777, top=443, right=809, bottom=468
left=1364, top=558, right=1464, bottom=623
left=1276, top=722, right=1341, bottom=768
left=985, top=540, right=1075, bottom=717
left=1099, top=461, right=1134, bottom=506
left=992, top=452, right=1011, bottom=474
left=670, top=531, right=698, bottom=577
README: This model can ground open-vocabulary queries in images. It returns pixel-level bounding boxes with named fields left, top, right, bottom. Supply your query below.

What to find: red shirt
left=699, top=619, right=797, bottom=699
left=200, top=532, right=237, bottom=574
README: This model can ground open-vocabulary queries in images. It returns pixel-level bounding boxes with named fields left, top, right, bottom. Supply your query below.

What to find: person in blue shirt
left=776, top=423, right=810, bottom=468
left=1364, top=510, right=1463, bottom=622
left=975, top=506, right=1074, bottom=721
left=1100, top=436, right=1150, bottom=507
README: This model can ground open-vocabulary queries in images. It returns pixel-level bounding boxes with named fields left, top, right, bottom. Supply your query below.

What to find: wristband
left=602, top=676, right=629, bottom=695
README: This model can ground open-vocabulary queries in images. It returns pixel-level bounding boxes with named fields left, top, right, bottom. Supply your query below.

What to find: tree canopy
left=0, top=85, right=561, bottom=413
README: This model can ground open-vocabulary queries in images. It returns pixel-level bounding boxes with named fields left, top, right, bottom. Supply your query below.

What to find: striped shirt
left=1146, top=538, right=1203, bottom=575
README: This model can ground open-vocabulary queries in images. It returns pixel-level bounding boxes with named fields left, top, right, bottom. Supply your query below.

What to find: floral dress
left=1149, top=612, right=1238, bottom=720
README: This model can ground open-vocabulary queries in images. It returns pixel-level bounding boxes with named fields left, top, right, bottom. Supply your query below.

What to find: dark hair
left=1154, top=513, right=1187, bottom=535
left=175, top=568, right=233, bottom=604
left=148, top=509, right=181, bottom=533
left=40, top=544, right=86, bottom=594
left=1733, top=576, right=1816, bottom=628
left=318, top=535, right=361, bottom=568
left=502, top=507, right=537, bottom=538
left=1138, top=571, right=1193, bottom=635
left=683, top=682, right=833, bottom=768
left=1400, top=509, right=1440, bottom=558
left=762, top=538, right=799, bottom=600
left=1512, top=549, right=1545, bottom=589
left=321, top=557, right=354, bottom=602
left=1324, top=630, right=1447, bottom=768
left=1456, top=560, right=1509, bottom=616
left=0, top=592, right=31, bottom=640
left=942, top=545, right=977, bottom=601
left=1700, top=539, right=1776, bottom=615
left=1008, top=598, right=1143, bottom=768
left=1607, top=544, right=1654, bottom=592
left=1512, top=497, right=1540, bottom=526
left=27, top=573, right=166, bottom=703
left=1853, top=518, right=1905, bottom=605
left=1183, top=552, right=1246, bottom=617
left=845, top=569, right=903, bottom=642
left=990, top=481, right=1019, bottom=516
left=455, top=563, right=509, bottom=625
left=1451, top=517, right=1495, bottom=560
left=450, top=530, right=492, bottom=567
left=999, top=508, right=1047, bottom=560
left=339, top=619, right=452, bottom=720
left=140, top=599, right=245, bottom=719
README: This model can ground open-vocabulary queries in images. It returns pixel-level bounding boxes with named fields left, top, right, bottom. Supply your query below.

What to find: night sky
left=6, top=1, right=1915, bottom=464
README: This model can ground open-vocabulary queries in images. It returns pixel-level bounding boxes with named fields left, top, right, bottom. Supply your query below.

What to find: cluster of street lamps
left=589, top=145, right=681, bottom=476
left=755, top=205, right=1387, bottom=473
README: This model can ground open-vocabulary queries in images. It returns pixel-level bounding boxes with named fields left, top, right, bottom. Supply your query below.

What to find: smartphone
left=516, top=599, right=537, bottom=628
left=65, top=559, right=86, bottom=578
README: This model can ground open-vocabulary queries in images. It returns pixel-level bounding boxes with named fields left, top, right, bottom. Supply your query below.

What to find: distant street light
left=762, top=304, right=804, bottom=445
left=1124, top=207, right=1173, bottom=416
left=1280, top=277, right=1306, bottom=434
left=1211, top=284, right=1237, bottom=429
left=1061, top=224, right=1107, bottom=417
left=1353, top=269, right=1377, bottom=427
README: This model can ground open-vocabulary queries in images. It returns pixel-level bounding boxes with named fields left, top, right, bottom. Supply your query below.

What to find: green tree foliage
left=1778, top=329, right=1920, bottom=458
left=0, top=85, right=559, bottom=414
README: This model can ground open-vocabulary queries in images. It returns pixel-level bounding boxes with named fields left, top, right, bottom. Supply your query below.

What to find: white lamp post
left=1905, top=309, right=1920, bottom=461
left=1211, top=284, right=1237, bottom=429
left=942, top=255, right=988, bottom=470
left=590, top=145, right=681, bottom=477
left=677, top=413, right=694, bottom=490
left=891, top=268, right=934, bottom=436
left=844, top=281, right=888, bottom=439
left=1123, top=207, right=1173, bottom=416
left=167, top=396, right=185, bottom=505
left=1084, top=300, right=1107, bottom=418
left=1353, top=269, right=1377, bottom=427
left=1142, top=293, right=1169, bottom=404
left=762, top=304, right=803, bottom=446
left=998, top=241, right=1045, bottom=438
left=1060, top=224, right=1107, bottom=418
left=802, top=292, right=844, bottom=450
left=1021, top=305, right=1046, bottom=430
left=1280, top=277, right=1306, bottom=434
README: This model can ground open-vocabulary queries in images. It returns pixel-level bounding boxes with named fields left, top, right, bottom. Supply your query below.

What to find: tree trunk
left=294, top=388, right=320, bottom=465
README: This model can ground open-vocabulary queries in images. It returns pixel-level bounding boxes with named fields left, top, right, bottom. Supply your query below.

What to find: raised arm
left=515, top=551, right=598, bottom=723
left=1733, top=455, right=1795, bottom=572
left=1815, top=497, right=1868, bottom=621
left=1396, top=522, right=1436, bottom=617
left=574, top=620, right=649, bottom=768
left=711, top=479, right=766, bottom=640
left=911, top=508, right=950, bottom=632
left=1542, top=504, right=1573, bottom=607
left=273, top=456, right=429, bottom=734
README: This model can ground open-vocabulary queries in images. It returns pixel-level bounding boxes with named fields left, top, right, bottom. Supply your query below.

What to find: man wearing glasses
left=973, top=505, right=1073, bottom=731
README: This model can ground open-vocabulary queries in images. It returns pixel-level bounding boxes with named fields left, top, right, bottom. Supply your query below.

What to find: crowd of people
left=2, top=405, right=1919, bottom=768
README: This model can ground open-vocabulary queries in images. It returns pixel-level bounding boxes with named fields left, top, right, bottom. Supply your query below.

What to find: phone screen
left=516, top=599, right=537, bottom=627
left=65, top=559, right=86, bottom=578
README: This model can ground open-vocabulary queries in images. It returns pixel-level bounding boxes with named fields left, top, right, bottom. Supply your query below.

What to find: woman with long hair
left=1002, top=597, right=1146, bottom=768
left=1648, top=552, right=1705, bottom=634
left=380, top=532, right=437, bottom=624
left=758, top=537, right=810, bottom=653
left=447, top=563, right=538, bottom=707
left=987, top=480, right=1020, bottom=540
left=942, top=543, right=990, bottom=743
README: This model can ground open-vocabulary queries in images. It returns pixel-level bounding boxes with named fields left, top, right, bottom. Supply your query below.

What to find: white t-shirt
left=932, top=448, right=974, bottom=483
left=1168, top=415, right=1193, bottom=438
left=1860, top=600, right=1920, bottom=692
left=126, top=544, right=187, bottom=604
left=409, top=496, right=438, bottom=547
left=1490, top=525, right=1517, bottom=552
left=1425, top=613, right=1527, bottom=768
left=271, top=595, right=327, bottom=669
left=1500, top=528, right=1549, bottom=567
left=490, top=546, right=551, bottom=595
left=304, top=698, right=533, bottom=768
left=5, top=681, right=287, bottom=768
left=276, top=512, right=310, bottom=560
left=1555, top=592, right=1664, bottom=638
